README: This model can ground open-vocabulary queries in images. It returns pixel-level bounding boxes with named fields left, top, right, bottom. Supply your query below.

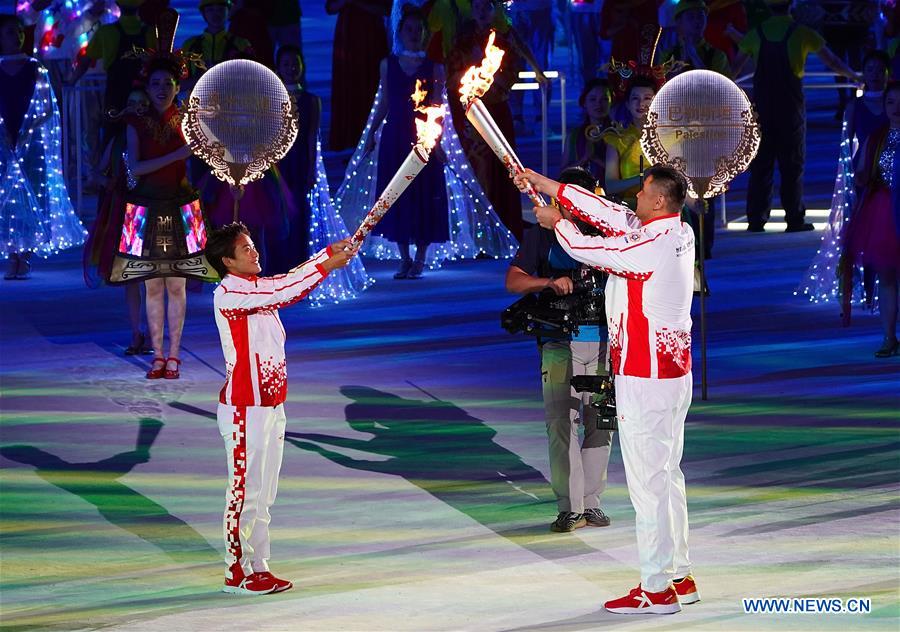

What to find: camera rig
left=501, top=269, right=606, bottom=340
left=501, top=266, right=617, bottom=430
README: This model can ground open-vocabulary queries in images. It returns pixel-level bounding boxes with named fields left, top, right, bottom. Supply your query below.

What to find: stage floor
left=1, top=226, right=898, bottom=631
left=2, top=3, right=899, bottom=630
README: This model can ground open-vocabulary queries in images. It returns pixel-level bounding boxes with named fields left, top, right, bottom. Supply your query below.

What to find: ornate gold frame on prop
left=639, top=69, right=761, bottom=399
left=182, top=59, right=299, bottom=220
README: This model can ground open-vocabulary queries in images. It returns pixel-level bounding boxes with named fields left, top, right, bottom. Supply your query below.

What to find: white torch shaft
left=465, top=98, right=545, bottom=206
left=350, top=145, right=429, bottom=247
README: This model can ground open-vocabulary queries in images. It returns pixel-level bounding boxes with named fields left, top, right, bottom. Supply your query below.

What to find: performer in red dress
left=109, top=22, right=216, bottom=380
left=327, top=0, right=391, bottom=151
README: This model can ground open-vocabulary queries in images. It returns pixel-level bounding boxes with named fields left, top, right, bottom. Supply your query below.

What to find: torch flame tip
left=459, top=29, right=506, bottom=107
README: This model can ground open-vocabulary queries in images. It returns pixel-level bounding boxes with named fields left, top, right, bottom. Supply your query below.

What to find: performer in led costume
left=271, top=43, right=372, bottom=304
left=515, top=164, right=700, bottom=615
left=840, top=82, right=900, bottom=358
left=361, top=5, right=449, bottom=279
left=109, top=15, right=216, bottom=380
left=800, top=50, right=890, bottom=309
left=1, top=14, right=86, bottom=281
left=334, top=2, right=518, bottom=271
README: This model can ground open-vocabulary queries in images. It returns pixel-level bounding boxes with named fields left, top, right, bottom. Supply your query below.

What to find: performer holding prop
left=109, top=9, right=215, bottom=383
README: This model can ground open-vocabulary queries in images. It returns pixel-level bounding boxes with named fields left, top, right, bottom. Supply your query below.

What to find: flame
left=414, top=104, right=445, bottom=151
left=408, top=80, right=445, bottom=152
left=411, top=79, right=428, bottom=110
left=459, top=30, right=506, bottom=107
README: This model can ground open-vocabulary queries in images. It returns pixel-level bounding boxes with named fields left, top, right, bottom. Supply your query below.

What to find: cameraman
left=505, top=168, right=613, bottom=534
left=514, top=164, right=698, bottom=615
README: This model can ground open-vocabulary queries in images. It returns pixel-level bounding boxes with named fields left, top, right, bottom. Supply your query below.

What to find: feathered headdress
left=604, top=25, right=683, bottom=103
left=125, top=9, right=205, bottom=81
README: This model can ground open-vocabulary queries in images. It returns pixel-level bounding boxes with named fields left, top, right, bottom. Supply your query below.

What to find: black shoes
left=875, top=338, right=899, bottom=358
left=584, top=507, right=611, bottom=527
left=785, top=222, right=815, bottom=233
left=550, top=512, right=587, bottom=532
left=393, top=258, right=413, bottom=279
left=395, top=259, right=425, bottom=280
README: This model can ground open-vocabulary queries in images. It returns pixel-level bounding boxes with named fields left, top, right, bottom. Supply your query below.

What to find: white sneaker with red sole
left=604, top=584, right=682, bottom=614
left=255, top=571, right=293, bottom=593
left=222, top=563, right=278, bottom=595
left=674, top=575, right=700, bottom=604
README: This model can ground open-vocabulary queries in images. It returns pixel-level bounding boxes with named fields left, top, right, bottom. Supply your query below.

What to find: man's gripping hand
left=513, top=168, right=561, bottom=198
left=547, top=276, right=574, bottom=296
left=322, top=239, right=359, bottom=272
left=534, top=205, right=563, bottom=230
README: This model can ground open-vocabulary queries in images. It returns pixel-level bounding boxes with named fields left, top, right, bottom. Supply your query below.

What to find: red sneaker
left=673, top=574, right=700, bottom=604
left=604, top=584, right=682, bottom=615
left=255, top=571, right=293, bottom=593
left=222, top=563, right=277, bottom=595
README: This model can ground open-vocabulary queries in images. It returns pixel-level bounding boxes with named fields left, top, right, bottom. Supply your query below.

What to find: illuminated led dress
left=278, top=83, right=372, bottom=306
left=840, top=126, right=900, bottom=315
left=0, top=58, right=85, bottom=256
left=109, top=104, right=215, bottom=283
left=334, top=80, right=518, bottom=268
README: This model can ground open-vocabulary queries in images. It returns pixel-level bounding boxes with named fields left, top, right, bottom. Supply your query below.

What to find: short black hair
left=645, top=164, right=687, bottom=210
left=206, top=221, right=250, bottom=278
left=558, top=166, right=598, bottom=192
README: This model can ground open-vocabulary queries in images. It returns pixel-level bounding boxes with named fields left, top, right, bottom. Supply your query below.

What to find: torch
left=459, top=31, right=545, bottom=207
left=349, top=81, right=445, bottom=247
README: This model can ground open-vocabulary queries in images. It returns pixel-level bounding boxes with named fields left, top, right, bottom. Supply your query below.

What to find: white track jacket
left=214, top=247, right=332, bottom=407
left=554, top=184, right=694, bottom=379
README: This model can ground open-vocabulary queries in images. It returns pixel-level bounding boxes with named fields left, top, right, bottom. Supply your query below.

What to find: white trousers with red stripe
left=217, top=403, right=287, bottom=575
left=615, top=373, right=693, bottom=593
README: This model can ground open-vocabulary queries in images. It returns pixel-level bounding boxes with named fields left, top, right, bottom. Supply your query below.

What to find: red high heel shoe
left=146, top=357, right=166, bottom=379
left=164, top=357, right=181, bottom=379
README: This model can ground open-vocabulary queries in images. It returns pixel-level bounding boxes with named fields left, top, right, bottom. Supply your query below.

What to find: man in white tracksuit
left=515, top=164, right=700, bottom=615
left=205, top=221, right=356, bottom=596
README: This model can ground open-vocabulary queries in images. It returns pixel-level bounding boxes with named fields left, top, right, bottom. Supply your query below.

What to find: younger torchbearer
left=204, top=222, right=357, bottom=595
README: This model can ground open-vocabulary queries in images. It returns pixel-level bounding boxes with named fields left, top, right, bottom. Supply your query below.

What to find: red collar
left=642, top=212, right=681, bottom=226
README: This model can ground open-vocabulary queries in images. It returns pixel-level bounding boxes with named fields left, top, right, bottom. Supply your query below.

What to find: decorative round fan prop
left=640, top=69, right=760, bottom=199
left=182, top=59, right=298, bottom=218
left=639, top=70, right=760, bottom=401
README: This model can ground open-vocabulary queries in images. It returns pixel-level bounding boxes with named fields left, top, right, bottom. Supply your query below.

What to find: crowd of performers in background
left=1, top=0, right=898, bottom=359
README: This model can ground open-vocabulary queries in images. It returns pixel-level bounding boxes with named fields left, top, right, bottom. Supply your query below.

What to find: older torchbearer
left=514, top=164, right=700, bottom=615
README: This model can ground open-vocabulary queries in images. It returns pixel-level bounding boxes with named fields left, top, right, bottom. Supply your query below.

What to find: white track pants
left=542, top=340, right=613, bottom=513
left=217, top=403, right=286, bottom=575
left=615, top=373, right=692, bottom=592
